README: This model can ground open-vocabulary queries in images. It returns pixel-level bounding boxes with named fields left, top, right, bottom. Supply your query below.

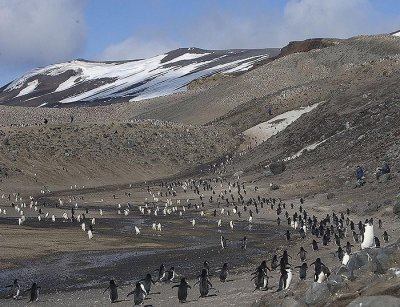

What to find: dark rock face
left=269, top=161, right=286, bottom=175
left=347, top=295, right=400, bottom=307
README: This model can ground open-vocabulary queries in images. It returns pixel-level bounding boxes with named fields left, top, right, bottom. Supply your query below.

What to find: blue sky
left=1, top=0, right=399, bottom=86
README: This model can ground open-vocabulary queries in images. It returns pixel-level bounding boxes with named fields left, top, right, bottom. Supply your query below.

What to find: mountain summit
left=0, top=48, right=279, bottom=107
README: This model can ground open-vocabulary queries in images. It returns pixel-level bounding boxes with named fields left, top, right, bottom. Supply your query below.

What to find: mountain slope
left=0, top=48, right=279, bottom=107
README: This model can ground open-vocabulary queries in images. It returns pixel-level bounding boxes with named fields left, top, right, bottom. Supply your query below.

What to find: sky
left=0, top=0, right=399, bottom=86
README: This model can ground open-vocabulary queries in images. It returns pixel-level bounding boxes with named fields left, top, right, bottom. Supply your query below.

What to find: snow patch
left=166, top=53, right=210, bottom=64
left=242, top=102, right=322, bottom=146
left=15, top=80, right=39, bottom=97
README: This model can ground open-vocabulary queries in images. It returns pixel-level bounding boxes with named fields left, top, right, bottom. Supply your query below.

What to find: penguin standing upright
left=252, top=267, right=268, bottom=290
left=155, top=264, right=166, bottom=282
left=361, top=220, right=374, bottom=249
left=165, top=267, right=177, bottom=282
left=25, top=282, right=41, bottom=302
left=127, top=282, right=147, bottom=305
left=297, top=247, right=307, bottom=262
left=311, top=258, right=326, bottom=282
left=5, top=279, right=20, bottom=299
left=221, top=235, right=227, bottom=249
left=139, top=274, right=156, bottom=294
left=172, top=278, right=191, bottom=303
left=194, top=269, right=213, bottom=297
left=240, top=236, right=247, bottom=250
left=103, top=280, right=118, bottom=303
left=295, top=263, right=308, bottom=280
left=219, top=263, right=229, bottom=282
left=277, top=264, right=292, bottom=291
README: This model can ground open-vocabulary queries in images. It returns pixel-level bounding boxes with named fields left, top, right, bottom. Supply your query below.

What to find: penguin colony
left=0, top=176, right=391, bottom=305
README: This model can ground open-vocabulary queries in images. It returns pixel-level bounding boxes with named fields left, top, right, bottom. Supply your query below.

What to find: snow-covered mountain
left=0, top=47, right=279, bottom=107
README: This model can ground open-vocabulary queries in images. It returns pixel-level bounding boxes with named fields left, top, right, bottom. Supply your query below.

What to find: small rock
left=347, top=295, right=400, bottom=307
left=270, top=183, right=280, bottom=190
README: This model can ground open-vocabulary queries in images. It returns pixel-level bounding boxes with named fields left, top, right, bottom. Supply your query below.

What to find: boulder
left=347, top=295, right=400, bottom=307
left=304, top=282, right=330, bottom=305
left=269, top=161, right=286, bottom=175
left=327, top=274, right=348, bottom=294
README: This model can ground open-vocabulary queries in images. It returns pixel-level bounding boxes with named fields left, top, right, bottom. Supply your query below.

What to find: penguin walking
left=103, top=280, right=118, bottom=303
left=172, top=278, right=191, bottom=303
left=240, top=236, right=247, bottom=250
left=285, top=230, right=291, bottom=241
left=383, top=231, right=390, bottom=243
left=4, top=279, right=20, bottom=299
left=127, top=282, right=147, bottom=305
left=194, top=269, right=213, bottom=297
left=221, top=235, right=228, bottom=249
left=277, top=265, right=292, bottom=291
left=139, top=274, right=156, bottom=294
left=155, top=264, right=166, bottom=282
left=295, top=263, right=308, bottom=280
left=311, top=258, right=329, bottom=283
left=374, top=236, right=381, bottom=247
left=88, top=224, right=94, bottom=240
left=25, top=282, right=41, bottom=302
left=218, top=263, right=229, bottom=282
left=165, top=267, right=177, bottom=282
left=312, top=240, right=319, bottom=251
left=297, top=247, right=307, bottom=262
left=252, top=267, right=269, bottom=290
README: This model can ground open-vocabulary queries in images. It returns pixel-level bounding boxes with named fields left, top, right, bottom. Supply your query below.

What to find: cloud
left=99, top=36, right=179, bottom=61
left=0, top=0, right=86, bottom=67
left=99, top=0, right=398, bottom=61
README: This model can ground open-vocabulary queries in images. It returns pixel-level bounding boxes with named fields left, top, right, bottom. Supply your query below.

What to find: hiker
left=375, top=161, right=390, bottom=180
left=355, top=165, right=365, bottom=187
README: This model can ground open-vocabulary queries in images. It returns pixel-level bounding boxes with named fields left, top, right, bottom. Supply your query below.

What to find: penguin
left=374, top=236, right=381, bottom=248
left=352, top=231, right=359, bottom=243
left=194, top=269, right=213, bottom=297
left=317, top=266, right=330, bottom=283
left=165, top=267, right=177, bottom=282
left=297, top=247, right=307, bottom=262
left=311, top=258, right=328, bottom=283
left=294, top=263, right=308, bottom=280
left=203, top=260, right=210, bottom=276
left=336, top=246, right=344, bottom=262
left=172, top=277, right=191, bottom=303
left=5, top=279, right=20, bottom=299
left=345, top=241, right=354, bottom=254
left=286, top=230, right=291, bottom=241
left=252, top=267, right=268, bottom=290
left=277, top=264, right=292, bottom=291
left=271, top=255, right=279, bottom=270
left=139, top=274, right=156, bottom=294
left=25, top=282, right=41, bottom=302
left=127, top=282, right=147, bottom=305
left=240, top=236, right=247, bottom=250
left=361, top=220, right=374, bottom=249
left=88, top=224, right=93, bottom=240
left=312, top=240, right=319, bottom=251
left=221, top=235, right=227, bottom=249
left=281, top=250, right=291, bottom=266
left=155, top=264, right=166, bottom=282
left=219, top=263, right=229, bottom=282
left=342, top=251, right=350, bottom=266
left=299, top=227, right=306, bottom=239
left=378, top=219, right=383, bottom=229
left=383, top=231, right=389, bottom=243
left=103, top=280, right=118, bottom=303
